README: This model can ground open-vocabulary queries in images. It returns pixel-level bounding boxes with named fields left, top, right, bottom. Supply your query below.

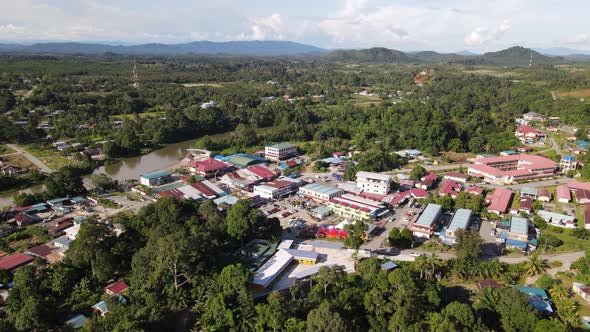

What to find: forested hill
left=322, top=47, right=416, bottom=63
left=323, top=46, right=569, bottom=66
left=0, top=40, right=328, bottom=56
left=481, top=46, right=563, bottom=66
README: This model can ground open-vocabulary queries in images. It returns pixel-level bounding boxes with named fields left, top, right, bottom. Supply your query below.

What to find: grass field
left=555, top=89, right=590, bottom=98
left=182, top=82, right=224, bottom=88
left=23, top=144, right=72, bottom=170
left=0, top=144, right=15, bottom=155
left=111, top=111, right=166, bottom=120
left=0, top=154, right=36, bottom=170
left=351, top=94, right=382, bottom=107
left=544, top=227, right=590, bottom=252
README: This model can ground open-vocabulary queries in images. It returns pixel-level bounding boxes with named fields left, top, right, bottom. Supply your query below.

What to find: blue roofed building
left=65, top=314, right=88, bottom=329
left=514, top=286, right=553, bottom=314
left=560, top=155, right=578, bottom=172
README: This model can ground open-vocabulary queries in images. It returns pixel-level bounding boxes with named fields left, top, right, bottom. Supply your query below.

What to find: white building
left=298, top=183, right=344, bottom=201
left=200, top=100, right=218, bottom=109
left=560, top=155, right=578, bottom=172
left=355, top=171, right=392, bottom=195
left=265, top=142, right=298, bottom=161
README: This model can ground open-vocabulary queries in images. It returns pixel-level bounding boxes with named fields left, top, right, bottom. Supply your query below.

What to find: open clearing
left=555, top=89, right=590, bottom=98
left=111, top=111, right=166, bottom=120
left=352, top=94, right=382, bottom=107
left=1, top=154, right=37, bottom=170
left=182, top=82, right=224, bottom=88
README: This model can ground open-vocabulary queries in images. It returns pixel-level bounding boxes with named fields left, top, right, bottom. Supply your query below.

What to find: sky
left=1, top=0, right=590, bottom=53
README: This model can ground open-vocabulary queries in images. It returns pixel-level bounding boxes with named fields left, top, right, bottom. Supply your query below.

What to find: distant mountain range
left=319, top=46, right=565, bottom=66
left=0, top=40, right=327, bottom=56
left=0, top=41, right=588, bottom=65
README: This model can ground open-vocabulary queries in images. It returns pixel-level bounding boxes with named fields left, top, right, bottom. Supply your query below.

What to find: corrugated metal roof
left=416, top=204, right=442, bottom=227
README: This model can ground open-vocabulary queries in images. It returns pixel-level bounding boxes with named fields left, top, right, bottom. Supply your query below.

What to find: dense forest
left=1, top=55, right=589, bottom=161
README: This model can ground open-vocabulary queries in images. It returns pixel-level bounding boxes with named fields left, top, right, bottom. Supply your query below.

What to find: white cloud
left=0, top=24, right=25, bottom=35
left=464, top=20, right=511, bottom=46
left=560, top=33, right=590, bottom=45
left=235, top=13, right=286, bottom=41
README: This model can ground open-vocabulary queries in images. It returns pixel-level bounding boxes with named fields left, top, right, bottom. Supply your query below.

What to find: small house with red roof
left=556, top=186, right=571, bottom=203
left=486, top=188, right=513, bottom=215
left=467, top=186, right=484, bottom=195
left=538, top=189, right=552, bottom=202
left=439, top=181, right=462, bottom=199
left=105, top=281, right=129, bottom=295
left=515, top=125, right=547, bottom=143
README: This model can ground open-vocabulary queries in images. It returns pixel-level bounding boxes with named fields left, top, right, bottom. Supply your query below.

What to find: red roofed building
left=0, top=253, right=34, bottom=272
left=486, top=188, right=513, bottom=215
left=577, top=190, right=590, bottom=204
left=105, top=281, right=129, bottom=295
left=25, top=245, right=55, bottom=258
left=568, top=181, right=590, bottom=192
left=443, top=172, right=470, bottom=183
left=246, top=165, right=277, bottom=181
left=517, top=197, right=533, bottom=214
left=556, top=186, right=571, bottom=203
left=538, top=189, right=552, bottom=202
left=189, top=158, right=231, bottom=178
left=468, top=154, right=557, bottom=185
left=467, top=186, right=484, bottom=195
left=515, top=125, right=547, bottom=143
left=439, top=181, right=462, bottom=199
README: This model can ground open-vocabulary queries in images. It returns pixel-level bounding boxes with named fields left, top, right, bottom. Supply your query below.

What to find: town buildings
left=467, top=154, right=557, bottom=185
left=264, top=142, right=298, bottom=161
left=442, top=172, right=470, bottom=183
left=410, top=203, right=442, bottom=238
left=253, top=178, right=302, bottom=200
left=355, top=171, right=392, bottom=195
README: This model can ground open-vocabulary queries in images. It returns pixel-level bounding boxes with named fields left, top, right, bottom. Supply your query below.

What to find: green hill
left=481, top=46, right=563, bottom=66
left=322, top=47, right=416, bottom=63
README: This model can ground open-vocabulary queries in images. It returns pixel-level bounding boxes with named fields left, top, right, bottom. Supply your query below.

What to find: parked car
left=410, top=252, right=422, bottom=257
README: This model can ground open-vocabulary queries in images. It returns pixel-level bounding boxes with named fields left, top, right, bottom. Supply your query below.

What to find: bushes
left=388, top=227, right=413, bottom=249
left=538, top=233, right=563, bottom=249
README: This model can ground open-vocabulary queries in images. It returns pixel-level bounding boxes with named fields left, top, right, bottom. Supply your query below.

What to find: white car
left=409, top=252, right=422, bottom=257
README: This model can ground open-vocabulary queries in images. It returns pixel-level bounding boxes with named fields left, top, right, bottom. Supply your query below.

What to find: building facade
left=265, top=142, right=298, bottom=161
left=355, top=171, right=392, bottom=195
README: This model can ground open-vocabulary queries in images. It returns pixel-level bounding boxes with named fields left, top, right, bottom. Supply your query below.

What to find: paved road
left=550, top=136, right=563, bottom=156
left=483, top=178, right=570, bottom=190
left=6, top=144, right=55, bottom=174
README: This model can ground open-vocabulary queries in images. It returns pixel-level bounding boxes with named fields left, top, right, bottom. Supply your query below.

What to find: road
left=483, top=177, right=570, bottom=190
left=6, top=144, right=55, bottom=174
left=550, top=136, right=563, bottom=156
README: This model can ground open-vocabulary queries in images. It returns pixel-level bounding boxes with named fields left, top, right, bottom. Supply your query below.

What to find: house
left=439, top=180, right=462, bottom=199
left=25, top=245, right=56, bottom=259
left=506, top=216, right=529, bottom=249
left=468, top=154, right=557, bottom=185
left=140, top=170, right=171, bottom=187
left=538, top=211, right=576, bottom=228
left=515, top=125, right=548, bottom=143
left=0, top=165, right=26, bottom=176
left=12, top=212, right=39, bottom=226
left=327, top=194, right=386, bottom=221
left=560, top=155, right=578, bottom=172
left=395, top=149, right=422, bottom=158
left=443, top=209, right=472, bottom=243
left=538, top=189, right=552, bottom=202
left=410, top=203, right=442, bottom=238
left=517, top=146, right=533, bottom=153
left=520, top=187, right=539, bottom=199
left=200, top=100, right=218, bottom=109
left=568, top=181, right=590, bottom=192
left=467, top=186, right=484, bottom=195
left=298, top=183, right=344, bottom=202
left=522, top=112, right=546, bottom=122
left=265, top=142, right=298, bottom=161
left=105, top=281, right=129, bottom=295
left=514, top=286, right=553, bottom=314
left=381, top=261, right=399, bottom=271
left=189, top=158, right=231, bottom=178
left=443, top=172, right=470, bottom=183
left=0, top=253, right=34, bottom=272
left=388, top=188, right=428, bottom=206
left=284, top=249, right=319, bottom=265
left=573, top=283, right=590, bottom=304
left=48, top=218, right=75, bottom=237
left=577, top=190, right=590, bottom=204
left=65, top=315, right=88, bottom=330
left=500, top=150, right=517, bottom=156
left=556, top=186, right=571, bottom=203
left=355, top=171, right=392, bottom=195
left=64, top=224, right=81, bottom=240
left=517, top=197, right=534, bottom=214
left=91, top=301, right=109, bottom=316
left=486, top=188, right=513, bottom=215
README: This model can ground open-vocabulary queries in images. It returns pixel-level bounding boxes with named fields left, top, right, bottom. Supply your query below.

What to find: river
left=0, top=138, right=200, bottom=208
left=93, top=138, right=200, bottom=181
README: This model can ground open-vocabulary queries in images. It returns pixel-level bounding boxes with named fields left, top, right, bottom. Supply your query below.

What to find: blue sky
left=1, top=0, right=589, bottom=52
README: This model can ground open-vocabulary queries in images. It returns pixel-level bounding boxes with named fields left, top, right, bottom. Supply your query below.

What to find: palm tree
left=522, top=253, right=548, bottom=277
left=414, top=255, right=428, bottom=279
left=549, top=284, right=570, bottom=301
left=475, top=286, right=500, bottom=311
left=425, top=254, right=444, bottom=280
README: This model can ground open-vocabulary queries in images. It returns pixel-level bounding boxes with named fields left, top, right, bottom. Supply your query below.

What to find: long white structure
left=355, top=171, right=392, bottom=195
